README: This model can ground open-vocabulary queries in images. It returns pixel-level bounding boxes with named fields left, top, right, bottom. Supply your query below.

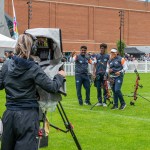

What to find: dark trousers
left=96, top=74, right=107, bottom=103
left=111, top=76, right=125, bottom=107
left=1, top=109, right=39, bottom=150
left=75, top=74, right=90, bottom=104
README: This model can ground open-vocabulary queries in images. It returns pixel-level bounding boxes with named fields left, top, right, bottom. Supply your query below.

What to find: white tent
left=0, top=34, right=17, bottom=56
left=0, top=34, right=16, bottom=48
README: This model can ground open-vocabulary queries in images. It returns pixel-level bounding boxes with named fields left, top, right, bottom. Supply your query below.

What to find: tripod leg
left=107, top=98, right=113, bottom=106
left=68, top=127, right=82, bottom=150
left=58, top=101, right=82, bottom=150
left=90, top=102, right=99, bottom=110
left=37, top=129, right=43, bottom=150
left=137, top=94, right=150, bottom=103
left=37, top=137, right=41, bottom=150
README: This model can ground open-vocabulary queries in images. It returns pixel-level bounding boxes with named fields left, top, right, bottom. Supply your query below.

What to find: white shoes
left=95, top=102, right=107, bottom=107
left=103, top=103, right=107, bottom=107
left=95, top=103, right=103, bottom=106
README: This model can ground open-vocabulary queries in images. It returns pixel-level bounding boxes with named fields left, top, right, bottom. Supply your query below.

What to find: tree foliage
left=116, top=40, right=126, bottom=57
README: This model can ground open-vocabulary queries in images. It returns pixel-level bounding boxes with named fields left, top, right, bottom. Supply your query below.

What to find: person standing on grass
left=0, top=34, right=65, bottom=150
left=93, top=43, right=110, bottom=107
left=107, top=48, right=128, bottom=110
left=70, top=46, right=94, bottom=106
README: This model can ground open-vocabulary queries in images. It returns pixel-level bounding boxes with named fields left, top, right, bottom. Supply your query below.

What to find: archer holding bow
left=107, top=48, right=128, bottom=110
left=93, top=43, right=110, bottom=107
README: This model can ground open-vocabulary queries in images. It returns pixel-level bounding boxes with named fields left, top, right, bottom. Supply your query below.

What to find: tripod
left=39, top=101, right=82, bottom=150
left=90, top=97, right=113, bottom=110
left=123, top=93, right=150, bottom=105
left=126, top=68, right=150, bottom=105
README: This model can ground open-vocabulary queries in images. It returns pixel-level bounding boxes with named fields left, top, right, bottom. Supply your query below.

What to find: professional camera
left=25, top=28, right=66, bottom=112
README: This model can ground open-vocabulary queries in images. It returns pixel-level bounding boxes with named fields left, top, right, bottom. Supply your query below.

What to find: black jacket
left=0, top=56, right=64, bottom=110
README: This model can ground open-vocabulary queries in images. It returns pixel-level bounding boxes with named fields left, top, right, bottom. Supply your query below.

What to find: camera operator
left=70, top=46, right=94, bottom=106
left=0, top=34, right=65, bottom=150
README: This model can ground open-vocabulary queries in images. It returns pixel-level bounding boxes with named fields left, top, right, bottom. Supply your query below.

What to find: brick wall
left=4, top=0, right=150, bottom=53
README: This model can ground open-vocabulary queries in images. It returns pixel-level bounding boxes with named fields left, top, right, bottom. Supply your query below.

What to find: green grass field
left=0, top=73, right=150, bottom=150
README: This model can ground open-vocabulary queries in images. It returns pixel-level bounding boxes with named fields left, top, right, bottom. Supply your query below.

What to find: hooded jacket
left=0, top=56, right=64, bottom=110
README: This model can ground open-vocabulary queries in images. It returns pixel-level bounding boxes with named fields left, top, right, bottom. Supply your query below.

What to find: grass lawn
left=0, top=73, right=150, bottom=150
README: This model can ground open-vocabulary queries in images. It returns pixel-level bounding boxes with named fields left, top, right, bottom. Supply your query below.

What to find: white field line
left=62, top=104, right=150, bottom=122
left=63, top=96, right=96, bottom=101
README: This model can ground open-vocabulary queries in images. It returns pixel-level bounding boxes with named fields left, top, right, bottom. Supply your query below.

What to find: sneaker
left=103, top=103, right=107, bottom=107
left=119, top=104, right=126, bottom=110
left=84, top=102, right=92, bottom=105
left=95, top=102, right=103, bottom=106
left=111, top=105, right=118, bottom=110
left=79, top=101, right=83, bottom=106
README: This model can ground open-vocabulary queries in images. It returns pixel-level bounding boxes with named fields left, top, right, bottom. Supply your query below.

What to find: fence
left=64, top=61, right=150, bottom=75
left=1, top=61, right=150, bottom=75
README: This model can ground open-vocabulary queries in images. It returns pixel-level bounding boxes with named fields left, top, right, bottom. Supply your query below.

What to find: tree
left=116, top=40, right=126, bottom=57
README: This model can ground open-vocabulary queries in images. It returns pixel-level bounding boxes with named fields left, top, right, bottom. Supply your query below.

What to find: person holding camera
left=70, top=46, right=93, bottom=105
left=93, top=43, right=110, bottom=107
left=0, top=34, right=65, bottom=150
left=107, top=48, right=128, bottom=110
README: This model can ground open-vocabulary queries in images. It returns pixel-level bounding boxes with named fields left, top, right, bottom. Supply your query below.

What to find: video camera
left=25, top=28, right=66, bottom=105
left=25, top=28, right=67, bottom=113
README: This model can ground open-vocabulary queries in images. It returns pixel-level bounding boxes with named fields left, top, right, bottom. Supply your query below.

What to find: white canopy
left=0, top=34, right=17, bottom=48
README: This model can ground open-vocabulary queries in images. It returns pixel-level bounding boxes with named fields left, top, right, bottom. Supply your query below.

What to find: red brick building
left=4, top=0, right=150, bottom=52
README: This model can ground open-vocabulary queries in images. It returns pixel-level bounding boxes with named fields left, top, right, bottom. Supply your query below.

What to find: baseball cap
left=111, top=49, right=117, bottom=53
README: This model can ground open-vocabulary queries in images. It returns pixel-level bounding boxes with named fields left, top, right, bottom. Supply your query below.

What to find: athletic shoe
left=103, top=103, right=107, bottom=107
left=79, top=101, right=83, bottom=106
left=119, top=104, right=126, bottom=110
left=111, top=105, right=118, bottom=110
left=95, top=102, right=103, bottom=106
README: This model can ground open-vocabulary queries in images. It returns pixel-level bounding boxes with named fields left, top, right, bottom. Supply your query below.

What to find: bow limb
left=103, top=79, right=113, bottom=106
left=130, top=69, right=140, bottom=105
